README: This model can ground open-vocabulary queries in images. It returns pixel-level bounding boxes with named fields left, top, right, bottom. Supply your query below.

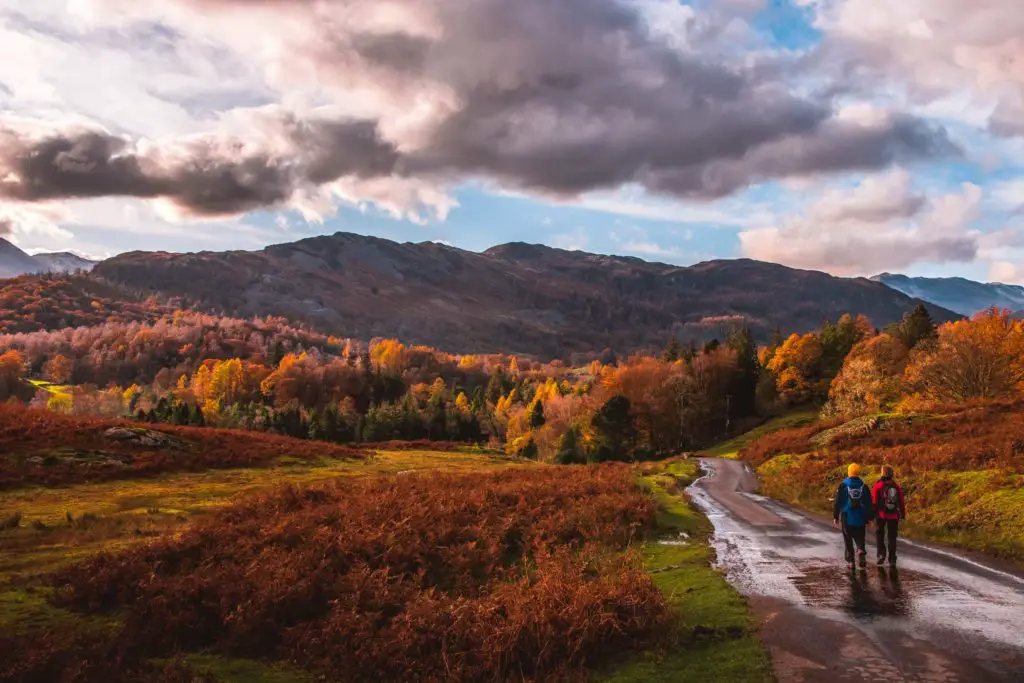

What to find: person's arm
left=833, top=482, right=845, bottom=522
left=871, top=482, right=882, bottom=519
left=864, top=484, right=874, bottom=523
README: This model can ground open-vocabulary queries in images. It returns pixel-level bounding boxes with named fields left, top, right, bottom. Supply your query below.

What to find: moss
left=596, top=468, right=772, bottom=683
left=0, top=587, right=119, bottom=635
left=175, top=654, right=312, bottom=683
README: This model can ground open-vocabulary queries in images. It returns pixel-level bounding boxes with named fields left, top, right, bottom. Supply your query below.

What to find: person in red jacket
left=872, top=465, right=906, bottom=566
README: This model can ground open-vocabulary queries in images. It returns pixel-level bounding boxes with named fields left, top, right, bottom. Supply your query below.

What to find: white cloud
left=740, top=172, right=983, bottom=275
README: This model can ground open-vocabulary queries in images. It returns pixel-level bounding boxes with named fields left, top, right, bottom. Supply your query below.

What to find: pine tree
left=520, top=437, right=539, bottom=460
left=555, top=428, right=584, bottom=465
left=727, top=327, right=760, bottom=418
left=528, top=400, right=546, bottom=428
left=189, top=403, right=206, bottom=427
left=172, top=401, right=190, bottom=426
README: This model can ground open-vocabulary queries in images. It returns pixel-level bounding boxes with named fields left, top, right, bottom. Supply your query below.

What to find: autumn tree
left=766, top=333, right=824, bottom=405
left=0, top=350, right=27, bottom=401
left=43, top=353, right=74, bottom=384
left=903, top=308, right=1024, bottom=402
left=825, top=333, right=909, bottom=416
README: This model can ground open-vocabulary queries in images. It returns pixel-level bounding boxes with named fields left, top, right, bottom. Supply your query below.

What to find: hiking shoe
left=876, top=556, right=887, bottom=566
left=857, top=551, right=867, bottom=567
left=888, top=559, right=897, bottom=567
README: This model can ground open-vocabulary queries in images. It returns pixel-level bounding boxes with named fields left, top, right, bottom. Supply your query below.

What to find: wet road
left=689, top=458, right=1024, bottom=683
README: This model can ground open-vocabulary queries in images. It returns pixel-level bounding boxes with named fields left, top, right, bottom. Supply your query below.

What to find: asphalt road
left=690, top=457, right=1024, bottom=683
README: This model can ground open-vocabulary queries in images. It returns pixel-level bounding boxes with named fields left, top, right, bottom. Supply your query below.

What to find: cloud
left=0, top=0, right=957, bottom=225
left=0, top=218, right=12, bottom=237
left=0, top=115, right=401, bottom=218
left=809, top=0, right=1024, bottom=136
left=739, top=172, right=982, bottom=275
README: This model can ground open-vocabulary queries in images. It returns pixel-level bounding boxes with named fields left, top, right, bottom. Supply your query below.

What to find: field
left=738, top=401, right=1024, bottom=562
left=0, top=406, right=770, bottom=682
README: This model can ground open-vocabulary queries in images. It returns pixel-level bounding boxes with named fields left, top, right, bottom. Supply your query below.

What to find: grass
left=701, top=409, right=819, bottom=459
left=597, top=459, right=773, bottom=683
left=1, top=447, right=772, bottom=681
left=173, top=655, right=311, bottom=683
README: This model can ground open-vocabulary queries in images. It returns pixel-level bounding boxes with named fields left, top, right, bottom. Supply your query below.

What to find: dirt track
left=691, top=457, right=1024, bottom=683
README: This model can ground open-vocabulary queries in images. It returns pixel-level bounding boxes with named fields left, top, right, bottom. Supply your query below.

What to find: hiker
left=872, top=465, right=906, bottom=567
left=833, top=463, right=873, bottom=568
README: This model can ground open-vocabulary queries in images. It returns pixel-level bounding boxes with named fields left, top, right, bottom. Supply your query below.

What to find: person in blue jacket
left=832, top=463, right=874, bottom=568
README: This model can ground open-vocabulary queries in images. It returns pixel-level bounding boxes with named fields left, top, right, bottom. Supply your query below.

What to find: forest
left=2, top=301, right=1022, bottom=463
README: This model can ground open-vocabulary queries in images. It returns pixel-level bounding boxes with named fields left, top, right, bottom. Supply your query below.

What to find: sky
left=0, top=0, right=1023, bottom=282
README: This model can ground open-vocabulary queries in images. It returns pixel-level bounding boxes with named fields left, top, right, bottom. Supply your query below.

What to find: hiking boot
left=888, top=558, right=897, bottom=567
left=857, top=551, right=867, bottom=567
left=876, top=555, right=887, bottom=566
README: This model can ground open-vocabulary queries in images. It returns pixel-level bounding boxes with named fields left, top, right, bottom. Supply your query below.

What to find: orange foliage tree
left=903, top=308, right=1024, bottom=403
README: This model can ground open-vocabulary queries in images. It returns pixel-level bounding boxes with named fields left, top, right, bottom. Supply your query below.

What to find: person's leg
left=841, top=514, right=854, bottom=563
left=888, top=519, right=899, bottom=565
left=852, top=524, right=867, bottom=565
left=875, top=519, right=887, bottom=564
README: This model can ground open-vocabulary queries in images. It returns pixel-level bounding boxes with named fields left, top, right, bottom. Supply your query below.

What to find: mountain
left=0, top=238, right=44, bottom=279
left=91, top=232, right=958, bottom=358
left=873, top=273, right=1024, bottom=316
left=31, top=252, right=97, bottom=273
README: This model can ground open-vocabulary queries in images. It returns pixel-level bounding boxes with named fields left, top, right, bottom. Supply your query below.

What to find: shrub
left=45, top=466, right=667, bottom=682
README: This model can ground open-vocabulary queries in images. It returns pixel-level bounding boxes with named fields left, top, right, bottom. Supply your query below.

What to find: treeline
left=823, top=306, right=1024, bottom=415
left=2, top=304, right=966, bottom=462
left=0, top=310, right=766, bottom=460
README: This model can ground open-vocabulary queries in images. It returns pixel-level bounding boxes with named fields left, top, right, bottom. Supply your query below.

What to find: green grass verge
left=701, top=409, right=819, bottom=459
left=596, top=460, right=772, bottom=683
left=757, top=455, right=1024, bottom=563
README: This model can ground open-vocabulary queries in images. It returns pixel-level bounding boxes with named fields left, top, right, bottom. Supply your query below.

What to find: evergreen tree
left=520, top=437, right=539, bottom=460
left=188, top=403, right=206, bottom=427
left=727, top=327, right=760, bottom=418
left=172, top=401, right=190, bottom=426
left=528, top=399, right=546, bottom=428
left=703, top=338, right=721, bottom=354
left=891, top=304, right=938, bottom=349
left=555, top=428, right=584, bottom=465
left=592, top=395, right=634, bottom=461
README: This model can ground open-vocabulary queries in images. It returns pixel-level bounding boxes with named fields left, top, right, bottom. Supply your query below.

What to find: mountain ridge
left=91, top=231, right=958, bottom=358
left=872, top=272, right=1024, bottom=316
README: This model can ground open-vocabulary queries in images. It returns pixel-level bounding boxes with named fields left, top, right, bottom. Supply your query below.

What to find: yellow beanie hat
left=848, top=463, right=862, bottom=477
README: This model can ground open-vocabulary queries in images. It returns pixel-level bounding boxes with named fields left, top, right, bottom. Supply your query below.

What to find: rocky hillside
left=90, top=232, right=958, bottom=358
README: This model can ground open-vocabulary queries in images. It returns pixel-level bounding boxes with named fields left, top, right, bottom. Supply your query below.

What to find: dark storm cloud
left=0, top=118, right=398, bottom=216
left=3, top=0, right=959, bottom=215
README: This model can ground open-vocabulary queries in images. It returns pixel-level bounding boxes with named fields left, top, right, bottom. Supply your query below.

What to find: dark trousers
left=841, top=514, right=867, bottom=562
left=876, top=518, right=900, bottom=563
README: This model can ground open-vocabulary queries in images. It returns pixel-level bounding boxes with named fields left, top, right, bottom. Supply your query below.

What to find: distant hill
left=0, top=239, right=97, bottom=278
left=90, top=232, right=958, bottom=358
left=32, top=251, right=97, bottom=273
left=0, top=238, right=45, bottom=278
left=873, top=273, right=1024, bottom=316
